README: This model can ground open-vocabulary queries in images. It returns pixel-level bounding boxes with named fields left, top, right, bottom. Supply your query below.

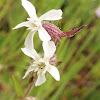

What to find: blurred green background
left=0, top=0, right=100, bottom=100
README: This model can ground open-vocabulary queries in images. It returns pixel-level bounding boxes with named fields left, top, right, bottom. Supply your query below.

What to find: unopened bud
left=62, top=25, right=86, bottom=37
left=49, top=54, right=56, bottom=66
left=42, top=21, right=62, bottom=39
left=42, top=21, right=86, bottom=45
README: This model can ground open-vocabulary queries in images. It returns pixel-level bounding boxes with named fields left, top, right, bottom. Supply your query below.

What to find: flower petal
left=12, top=21, right=30, bottom=29
left=39, top=9, right=62, bottom=21
left=43, top=41, right=56, bottom=59
left=47, top=65, right=60, bottom=81
left=21, top=47, right=40, bottom=60
left=38, top=27, right=51, bottom=42
left=35, top=73, right=46, bottom=86
left=25, top=31, right=35, bottom=51
left=22, top=0, right=37, bottom=18
left=23, top=66, right=35, bottom=79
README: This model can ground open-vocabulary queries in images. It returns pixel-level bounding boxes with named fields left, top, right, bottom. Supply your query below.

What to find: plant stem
left=23, top=79, right=34, bottom=99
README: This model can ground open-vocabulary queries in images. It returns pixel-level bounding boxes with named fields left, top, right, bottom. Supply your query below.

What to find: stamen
left=38, top=62, right=45, bottom=69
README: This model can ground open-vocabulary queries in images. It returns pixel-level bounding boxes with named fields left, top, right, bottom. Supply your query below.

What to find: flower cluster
left=13, top=0, right=85, bottom=86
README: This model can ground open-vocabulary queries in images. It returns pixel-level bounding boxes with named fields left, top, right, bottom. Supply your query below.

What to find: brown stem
left=22, top=78, right=34, bottom=100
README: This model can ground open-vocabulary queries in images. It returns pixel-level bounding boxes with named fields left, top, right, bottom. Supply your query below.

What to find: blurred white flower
left=25, top=97, right=37, bottom=100
left=13, top=0, right=62, bottom=43
left=21, top=37, right=60, bottom=86
left=96, top=7, right=100, bottom=18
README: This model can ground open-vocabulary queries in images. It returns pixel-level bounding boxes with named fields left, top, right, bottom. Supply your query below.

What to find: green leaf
left=11, top=73, right=23, bottom=97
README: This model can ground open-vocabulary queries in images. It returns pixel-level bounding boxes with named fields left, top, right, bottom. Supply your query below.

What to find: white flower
left=25, top=97, right=37, bottom=100
left=13, top=0, right=63, bottom=42
left=96, top=7, right=100, bottom=18
left=21, top=36, right=60, bottom=86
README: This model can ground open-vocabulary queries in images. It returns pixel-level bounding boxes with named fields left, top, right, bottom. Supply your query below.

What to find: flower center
left=38, top=62, right=45, bottom=70
left=34, top=20, right=41, bottom=28
left=28, top=18, right=42, bottom=29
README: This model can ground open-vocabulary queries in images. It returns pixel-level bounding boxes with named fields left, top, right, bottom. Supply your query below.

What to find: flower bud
left=42, top=21, right=86, bottom=45
left=49, top=54, right=56, bottom=66
left=42, top=21, right=62, bottom=39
